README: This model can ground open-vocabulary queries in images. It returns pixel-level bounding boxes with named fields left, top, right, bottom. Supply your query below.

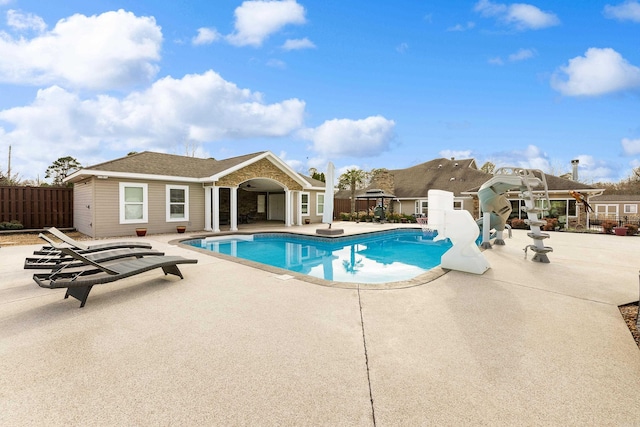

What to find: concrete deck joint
left=358, top=284, right=377, bottom=426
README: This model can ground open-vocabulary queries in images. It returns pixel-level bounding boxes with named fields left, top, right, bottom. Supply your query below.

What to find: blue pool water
left=184, top=229, right=452, bottom=284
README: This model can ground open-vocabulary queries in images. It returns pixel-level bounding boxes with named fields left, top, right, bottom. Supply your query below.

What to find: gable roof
left=65, top=151, right=311, bottom=189
left=72, top=151, right=224, bottom=179
left=335, top=157, right=601, bottom=199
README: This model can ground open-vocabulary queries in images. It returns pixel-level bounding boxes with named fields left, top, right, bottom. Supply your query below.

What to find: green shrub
left=402, top=214, right=416, bottom=223
left=0, top=220, right=24, bottom=230
left=386, top=213, right=401, bottom=222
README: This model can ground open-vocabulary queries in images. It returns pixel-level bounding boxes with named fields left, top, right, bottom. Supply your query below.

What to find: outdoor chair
left=25, top=234, right=164, bottom=271
left=33, top=247, right=198, bottom=307
left=34, top=227, right=152, bottom=255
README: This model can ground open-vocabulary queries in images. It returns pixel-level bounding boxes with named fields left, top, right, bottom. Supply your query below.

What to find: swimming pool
left=183, top=229, right=452, bottom=284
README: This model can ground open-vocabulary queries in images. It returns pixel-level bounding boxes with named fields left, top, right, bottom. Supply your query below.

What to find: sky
left=0, top=0, right=639, bottom=185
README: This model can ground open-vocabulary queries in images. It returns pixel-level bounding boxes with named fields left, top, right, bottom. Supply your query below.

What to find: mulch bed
left=619, top=302, right=640, bottom=348
left=0, top=231, right=90, bottom=247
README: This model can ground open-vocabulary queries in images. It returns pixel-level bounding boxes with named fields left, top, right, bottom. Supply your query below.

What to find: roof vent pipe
left=571, top=159, right=579, bottom=181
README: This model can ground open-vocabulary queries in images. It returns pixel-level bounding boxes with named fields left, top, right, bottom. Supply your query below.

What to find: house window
left=257, top=195, right=266, bottom=213
left=624, top=204, right=637, bottom=214
left=317, top=193, right=325, bottom=215
left=453, top=200, right=462, bottom=210
left=301, top=193, right=309, bottom=215
left=596, top=204, right=617, bottom=218
left=120, top=182, right=148, bottom=224
left=166, top=185, right=189, bottom=222
left=415, top=200, right=428, bottom=216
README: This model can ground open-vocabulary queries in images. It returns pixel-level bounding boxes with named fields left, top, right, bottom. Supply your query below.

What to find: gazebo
left=356, top=189, right=397, bottom=222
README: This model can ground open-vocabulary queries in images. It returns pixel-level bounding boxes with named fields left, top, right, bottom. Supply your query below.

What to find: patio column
left=204, top=186, right=212, bottom=231
left=212, top=185, right=220, bottom=233
left=296, top=191, right=302, bottom=226
left=230, top=186, right=238, bottom=232
left=284, top=189, right=291, bottom=227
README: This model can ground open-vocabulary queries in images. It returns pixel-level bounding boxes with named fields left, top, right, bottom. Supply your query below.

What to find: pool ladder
left=520, top=175, right=553, bottom=263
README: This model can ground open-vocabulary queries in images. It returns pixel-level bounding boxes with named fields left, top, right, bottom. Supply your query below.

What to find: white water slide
left=477, top=167, right=553, bottom=263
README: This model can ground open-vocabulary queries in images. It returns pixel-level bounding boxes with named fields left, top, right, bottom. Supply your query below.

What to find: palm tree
left=338, top=168, right=369, bottom=215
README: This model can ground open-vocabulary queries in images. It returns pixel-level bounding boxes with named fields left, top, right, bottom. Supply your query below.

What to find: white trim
left=166, top=184, right=189, bottom=222
left=595, top=204, right=618, bottom=217
left=67, top=169, right=202, bottom=183
left=119, top=182, right=148, bottom=224
left=301, top=192, right=310, bottom=216
left=316, top=193, right=325, bottom=216
left=624, top=204, right=638, bottom=214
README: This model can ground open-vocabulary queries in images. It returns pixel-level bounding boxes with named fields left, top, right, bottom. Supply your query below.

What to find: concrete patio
left=1, top=223, right=639, bottom=425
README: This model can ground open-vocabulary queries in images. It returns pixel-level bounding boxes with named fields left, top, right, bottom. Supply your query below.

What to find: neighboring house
left=64, top=151, right=325, bottom=238
left=589, top=194, right=640, bottom=222
left=336, top=157, right=602, bottom=227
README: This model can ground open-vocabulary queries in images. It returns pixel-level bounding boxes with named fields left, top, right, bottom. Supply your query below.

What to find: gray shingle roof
left=390, top=158, right=490, bottom=197
left=591, top=194, right=640, bottom=202
left=299, top=175, right=326, bottom=188
left=83, top=151, right=266, bottom=179
left=335, top=158, right=599, bottom=199
left=464, top=171, right=597, bottom=193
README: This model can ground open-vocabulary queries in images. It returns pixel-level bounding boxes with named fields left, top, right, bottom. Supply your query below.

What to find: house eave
left=65, top=169, right=203, bottom=184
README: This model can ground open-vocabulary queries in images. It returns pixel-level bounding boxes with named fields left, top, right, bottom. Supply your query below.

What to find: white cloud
left=266, top=58, right=286, bottom=68
left=0, top=71, right=306, bottom=178
left=622, top=137, right=640, bottom=155
left=508, top=48, right=536, bottom=61
left=6, top=9, right=46, bottom=32
left=302, top=116, right=396, bottom=158
left=491, top=145, right=551, bottom=171
left=279, top=151, right=305, bottom=173
left=439, top=149, right=473, bottom=159
left=447, top=22, right=475, bottom=32
left=282, top=37, right=315, bottom=50
left=474, top=0, right=560, bottom=30
left=226, top=0, right=306, bottom=47
left=486, top=148, right=620, bottom=182
left=489, top=48, right=536, bottom=65
left=192, top=27, right=221, bottom=45
left=551, top=47, right=640, bottom=96
left=396, top=42, right=408, bottom=53
left=571, top=155, right=617, bottom=183
left=604, top=1, right=640, bottom=22
left=0, top=9, right=162, bottom=90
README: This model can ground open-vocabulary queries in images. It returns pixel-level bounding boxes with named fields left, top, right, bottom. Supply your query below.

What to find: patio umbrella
left=322, top=162, right=335, bottom=228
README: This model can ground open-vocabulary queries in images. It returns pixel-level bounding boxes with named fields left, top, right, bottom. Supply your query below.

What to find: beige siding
left=91, top=179, right=205, bottom=238
left=395, top=200, right=415, bottom=216
left=307, top=190, right=324, bottom=224
left=73, top=178, right=96, bottom=237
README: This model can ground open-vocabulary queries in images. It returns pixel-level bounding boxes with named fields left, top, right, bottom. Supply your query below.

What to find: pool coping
left=171, top=229, right=450, bottom=290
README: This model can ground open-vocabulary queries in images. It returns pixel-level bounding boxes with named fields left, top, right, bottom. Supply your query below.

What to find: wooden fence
left=0, top=186, right=73, bottom=229
left=334, top=198, right=377, bottom=216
